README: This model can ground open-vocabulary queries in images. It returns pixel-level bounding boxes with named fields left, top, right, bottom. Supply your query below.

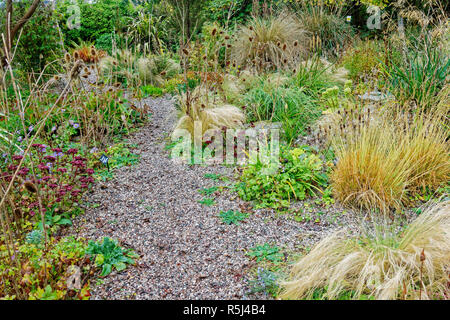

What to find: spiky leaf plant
left=137, top=54, right=180, bottom=86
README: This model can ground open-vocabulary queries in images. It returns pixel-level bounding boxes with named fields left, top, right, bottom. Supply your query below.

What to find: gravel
left=70, top=95, right=360, bottom=300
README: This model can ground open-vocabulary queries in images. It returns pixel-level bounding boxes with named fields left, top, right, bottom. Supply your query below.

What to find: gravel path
left=71, top=96, right=354, bottom=300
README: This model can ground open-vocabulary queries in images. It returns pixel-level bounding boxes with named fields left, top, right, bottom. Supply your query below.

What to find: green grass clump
left=244, top=84, right=321, bottom=144
left=247, top=244, right=284, bottom=264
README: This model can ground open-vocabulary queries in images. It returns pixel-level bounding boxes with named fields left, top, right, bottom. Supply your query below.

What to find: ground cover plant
left=0, top=0, right=449, bottom=302
left=86, top=237, right=138, bottom=277
left=280, top=201, right=450, bottom=300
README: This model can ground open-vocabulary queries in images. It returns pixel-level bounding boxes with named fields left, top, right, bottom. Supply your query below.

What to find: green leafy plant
left=87, top=237, right=138, bottom=277
left=92, top=143, right=139, bottom=181
left=37, top=205, right=73, bottom=231
left=247, top=244, right=283, bottom=264
left=198, top=197, right=216, bottom=206
left=382, top=36, right=449, bottom=111
left=25, top=230, right=45, bottom=246
left=219, top=210, right=248, bottom=225
left=198, top=186, right=219, bottom=196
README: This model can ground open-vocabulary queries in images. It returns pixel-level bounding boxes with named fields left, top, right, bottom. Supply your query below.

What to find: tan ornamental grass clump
left=173, top=86, right=245, bottom=141
left=330, top=108, right=449, bottom=211
left=280, top=201, right=450, bottom=300
left=231, top=11, right=307, bottom=72
left=98, top=49, right=137, bottom=82
left=136, top=54, right=180, bottom=86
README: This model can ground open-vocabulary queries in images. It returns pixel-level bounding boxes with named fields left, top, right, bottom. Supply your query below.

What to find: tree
left=2, top=0, right=41, bottom=67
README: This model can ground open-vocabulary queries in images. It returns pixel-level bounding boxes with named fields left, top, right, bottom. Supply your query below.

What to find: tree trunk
left=2, top=0, right=41, bottom=67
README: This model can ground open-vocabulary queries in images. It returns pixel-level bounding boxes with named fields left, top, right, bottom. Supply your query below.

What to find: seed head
left=420, top=249, right=426, bottom=262
left=24, top=181, right=37, bottom=193
left=64, top=53, right=71, bottom=63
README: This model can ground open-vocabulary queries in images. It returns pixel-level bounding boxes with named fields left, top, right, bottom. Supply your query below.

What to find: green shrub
left=95, top=33, right=118, bottom=55
left=236, top=145, right=328, bottom=209
left=56, top=0, right=135, bottom=44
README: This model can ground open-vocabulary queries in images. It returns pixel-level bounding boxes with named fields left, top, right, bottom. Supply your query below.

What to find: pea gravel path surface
left=71, top=96, right=356, bottom=300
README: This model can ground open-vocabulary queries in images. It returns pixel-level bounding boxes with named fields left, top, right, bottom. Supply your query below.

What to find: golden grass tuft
left=330, top=108, right=449, bottom=211
left=280, top=201, right=450, bottom=300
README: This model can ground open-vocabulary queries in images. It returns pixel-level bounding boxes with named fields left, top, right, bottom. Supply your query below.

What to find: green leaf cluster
left=236, top=145, right=328, bottom=209
left=87, top=237, right=138, bottom=277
